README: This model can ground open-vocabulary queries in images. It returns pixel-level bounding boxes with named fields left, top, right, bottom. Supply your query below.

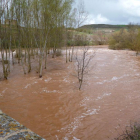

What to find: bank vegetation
left=114, top=122, right=140, bottom=140
left=109, top=24, right=140, bottom=55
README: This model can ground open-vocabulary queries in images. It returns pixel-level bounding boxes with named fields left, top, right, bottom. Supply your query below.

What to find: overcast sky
left=74, top=0, right=140, bottom=25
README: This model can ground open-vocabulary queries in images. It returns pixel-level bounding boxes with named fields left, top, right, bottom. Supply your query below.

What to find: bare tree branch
left=74, top=46, right=95, bottom=90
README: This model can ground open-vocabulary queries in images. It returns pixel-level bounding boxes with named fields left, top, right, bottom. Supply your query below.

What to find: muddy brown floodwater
left=1, top=46, right=140, bottom=140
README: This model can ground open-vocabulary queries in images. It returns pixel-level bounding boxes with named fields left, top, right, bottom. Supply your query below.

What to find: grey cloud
left=75, top=0, right=140, bottom=25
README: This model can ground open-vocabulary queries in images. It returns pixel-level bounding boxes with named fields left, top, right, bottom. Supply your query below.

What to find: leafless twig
left=74, top=46, right=95, bottom=90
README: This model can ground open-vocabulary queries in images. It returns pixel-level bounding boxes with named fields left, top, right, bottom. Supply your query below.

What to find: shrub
left=109, top=26, right=140, bottom=52
left=109, top=29, right=129, bottom=50
left=114, top=122, right=140, bottom=140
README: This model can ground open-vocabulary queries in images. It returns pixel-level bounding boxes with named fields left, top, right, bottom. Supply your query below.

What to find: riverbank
left=0, top=110, right=45, bottom=140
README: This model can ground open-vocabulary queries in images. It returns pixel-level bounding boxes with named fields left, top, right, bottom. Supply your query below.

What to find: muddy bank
left=0, top=46, right=140, bottom=140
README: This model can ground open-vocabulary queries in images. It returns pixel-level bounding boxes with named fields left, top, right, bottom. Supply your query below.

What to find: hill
left=79, top=24, right=128, bottom=29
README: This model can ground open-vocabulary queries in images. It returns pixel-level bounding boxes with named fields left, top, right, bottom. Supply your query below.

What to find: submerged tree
left=0, top=0, right=12, bottom=79
left=0, top=0, right=74, bottom=79
left=75, top=46, right=95, bottom=90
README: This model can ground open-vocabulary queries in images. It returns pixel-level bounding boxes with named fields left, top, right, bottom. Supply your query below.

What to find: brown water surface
left=1, top=46, right=140, bottom=140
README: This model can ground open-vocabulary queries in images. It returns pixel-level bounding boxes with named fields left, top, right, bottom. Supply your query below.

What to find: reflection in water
left=1, top=46, right=140, bottom=140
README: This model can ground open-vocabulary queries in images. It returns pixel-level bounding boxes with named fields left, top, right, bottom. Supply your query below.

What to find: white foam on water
left=59, top=106, right=100, bottom=137
left=111, top=74, right=130, bottom=81
left=96, top=93, right=112, bottom=101
left=55, top=135, right=59, bottom=140
left=25, top=84, right=30, bottom=89
left=2, top=88, right=7, bottom=93
left=43, top=90, right=63, bottom=94
left=64, top=137, right=69, bottom=140
left=96, top=74, right=130, bottom=85
left=80, top=97, right=90, bottom=107
left=63, top=78, right=70, bottom=83
left=96, top=80, right=107, bottom=85
left=94, top=76, right=99, bottom=79
left=82, top=109, right=99, bottom=116
left=49, top=73, right=62, bottom=76
left=73, top=137, right=80, bottom=140
left=24, top=81, right=38, bottom=89
left=44, top=77, right=52, bottom=83
left=98, top=64, right=107, bottom=67
left=38, top=78, right=43, bottom=80
left=112, top=77, right=118, bottom=81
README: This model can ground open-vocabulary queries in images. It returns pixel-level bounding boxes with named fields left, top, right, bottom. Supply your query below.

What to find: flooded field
left=1, top=46, right=140, bottom=140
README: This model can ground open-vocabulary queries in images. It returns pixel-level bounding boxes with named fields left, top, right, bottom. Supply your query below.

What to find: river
left=0, top=46, right=140, bottom=140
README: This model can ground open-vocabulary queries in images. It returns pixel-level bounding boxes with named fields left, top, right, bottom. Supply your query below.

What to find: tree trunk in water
left=79, top=80, right=83, bottom=90
left=45, top=48, right=47, bottom=69
left=69, top=47, right=71, bottom=62
left=18, top=46, right=21, bottom=64
left=66, top=45, right=68, bottom=63
left=0, top=39, right=8, bottom=79
left=70, top=46, right=74, bottom=62
left=27, top=48, right=31, bottom=73
left=24, top=46, right=27, bottom=63
left=8, top=36, right=11, bottom=73
left=21, top=56, right=26, bottom=74
left=12, top=51, right=14, bottom=65
left=39, top=57, right=43, bottom=78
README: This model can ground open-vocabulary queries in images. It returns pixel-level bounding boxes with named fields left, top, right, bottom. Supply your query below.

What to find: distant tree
left=75, top=0, right=88, bottom=28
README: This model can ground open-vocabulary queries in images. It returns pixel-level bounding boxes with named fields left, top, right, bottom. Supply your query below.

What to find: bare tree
left=75, top=0, right=88, bottom=28
left=75, top=46, right=95, bottom=90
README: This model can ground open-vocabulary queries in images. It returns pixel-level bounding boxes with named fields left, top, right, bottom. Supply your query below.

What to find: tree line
left=0, top=0, right=76, bottom=79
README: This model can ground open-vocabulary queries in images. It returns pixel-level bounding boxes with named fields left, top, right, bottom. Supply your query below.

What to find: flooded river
left=1, top=46, right=140, bottom=140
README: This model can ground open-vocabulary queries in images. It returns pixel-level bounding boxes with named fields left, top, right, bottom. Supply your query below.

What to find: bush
left=74, top=40, right=89, bottom=46
left=109, top=29, right=129, bottom=50
left=109, top=26, right=140, bottom=52
left=67, top=40, right=75, bottom=46
left=114, top=122, right=140, bottom=140
left=109, top=42, right=126, bottom=50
